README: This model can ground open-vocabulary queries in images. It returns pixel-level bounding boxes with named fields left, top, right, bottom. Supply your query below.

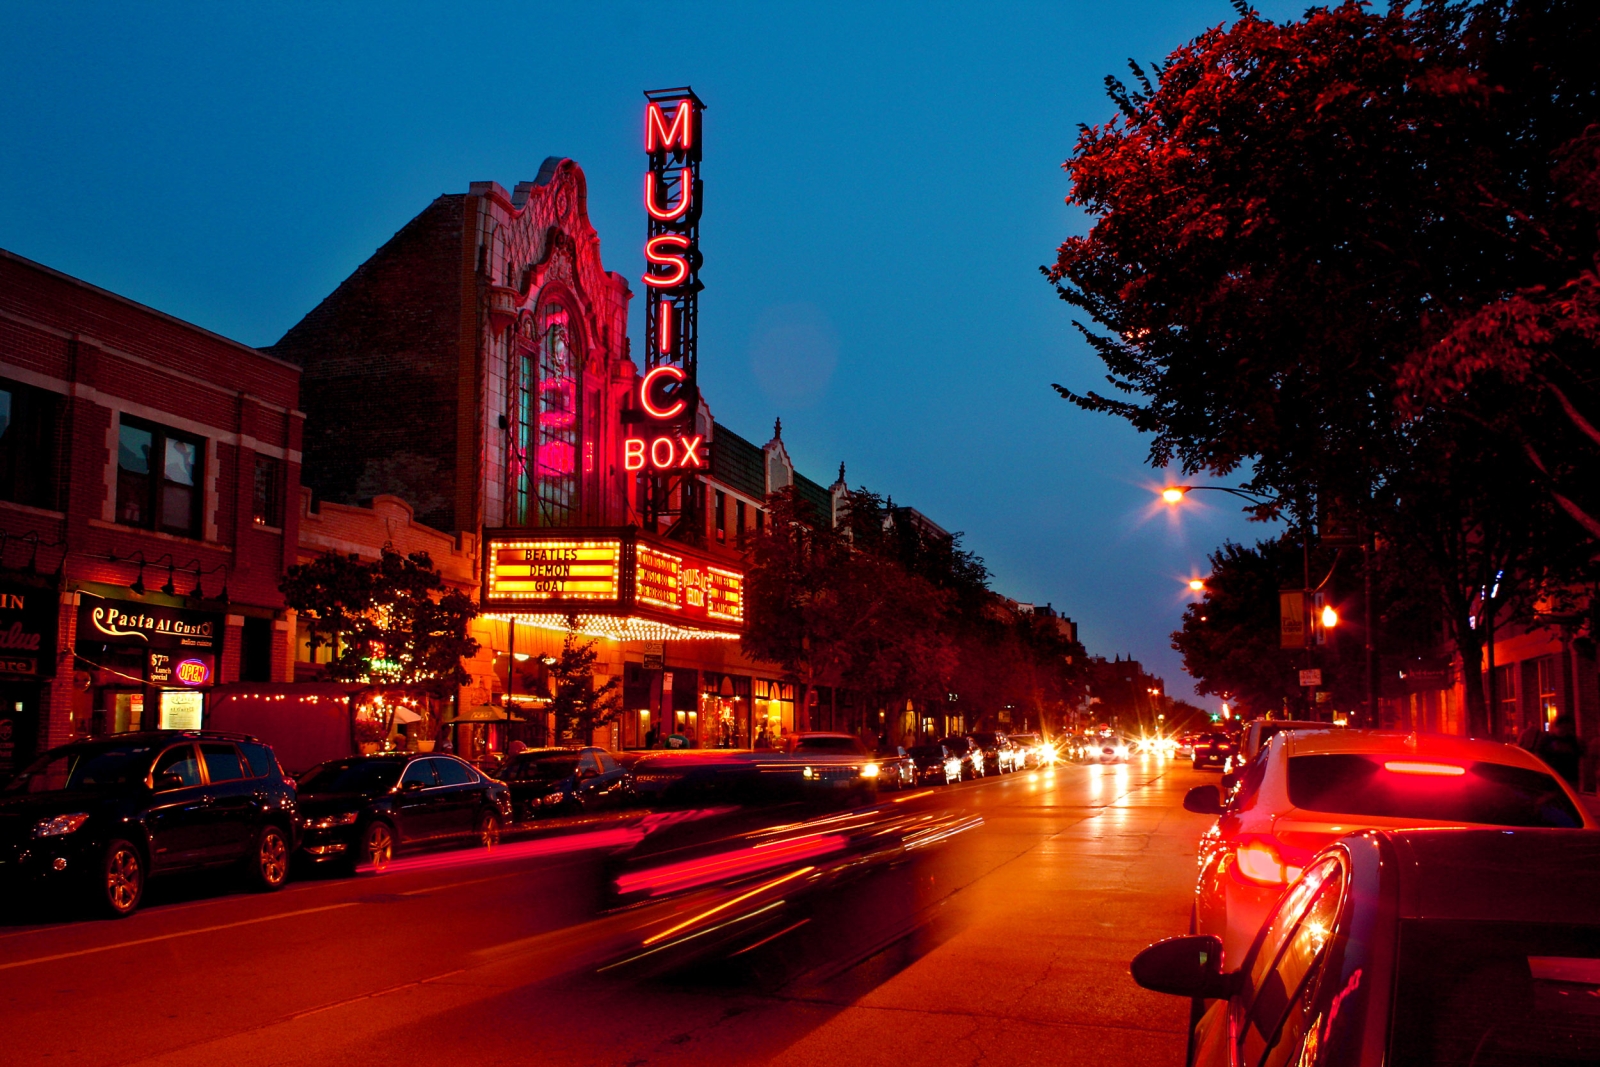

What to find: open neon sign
left=632, top=87, right=706, bottom=478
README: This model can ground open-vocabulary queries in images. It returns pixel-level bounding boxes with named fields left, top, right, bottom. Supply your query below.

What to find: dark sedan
left=908, top=743, right=963, bottom=785
left=1191, top=732, right=1235, bottom=769
left=503, top=747, right=634, bottom=821
left=0, top=731, right=297, bottom=916
left=1131, top=827, right=1600, bottom=1066
left=296, top=753, right=510, bottom=871
left=938, top=735, right=984, bottom=780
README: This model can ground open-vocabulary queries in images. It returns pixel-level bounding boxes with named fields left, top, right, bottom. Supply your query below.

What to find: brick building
left=0, top=248, right=301, bottom=777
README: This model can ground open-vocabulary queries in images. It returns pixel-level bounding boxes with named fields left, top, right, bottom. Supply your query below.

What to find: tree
left=282, top=547, right=479, bottom=735
left=548, top=624, right=621, bottom=745
left=1045, top=0, right=1600, bottom=730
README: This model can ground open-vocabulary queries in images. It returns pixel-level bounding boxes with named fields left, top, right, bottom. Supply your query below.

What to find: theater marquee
left=481, top=527, right=744, bottom=640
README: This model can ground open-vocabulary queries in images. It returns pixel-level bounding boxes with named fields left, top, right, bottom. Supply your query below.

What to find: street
left=0, top=758, right=1213, bottom=1067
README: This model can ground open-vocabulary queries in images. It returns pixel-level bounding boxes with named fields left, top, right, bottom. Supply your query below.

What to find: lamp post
left=1161, top=484, right=1370, bottom=726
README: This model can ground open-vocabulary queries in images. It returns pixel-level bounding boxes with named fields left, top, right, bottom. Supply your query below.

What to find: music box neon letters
left=624, top=365, right=703, bottom=472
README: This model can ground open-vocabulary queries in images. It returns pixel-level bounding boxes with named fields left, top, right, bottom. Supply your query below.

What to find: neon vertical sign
left=636, top=87, right=706, bottom=528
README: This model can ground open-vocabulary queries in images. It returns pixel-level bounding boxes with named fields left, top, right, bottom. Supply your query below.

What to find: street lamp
left=1321, top=605, right=1339, bottom=629
left=1188, top=578, right=1206, bottom=593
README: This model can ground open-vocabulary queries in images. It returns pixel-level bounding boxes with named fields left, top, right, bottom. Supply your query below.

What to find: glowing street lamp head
left=1188, top=578, right=1206, bottom=593
left=1321, top=605, right=1340, bottom=628
left=1162, top=487, right=1187, bottom=505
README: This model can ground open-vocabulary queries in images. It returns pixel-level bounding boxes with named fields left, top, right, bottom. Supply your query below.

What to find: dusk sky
left=0, top=1, right=1308, bottom=704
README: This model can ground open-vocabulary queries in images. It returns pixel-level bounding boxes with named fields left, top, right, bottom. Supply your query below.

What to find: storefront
left=0, top=579, right=58, bottom=779
left=73, top=591, right=220, bottom=736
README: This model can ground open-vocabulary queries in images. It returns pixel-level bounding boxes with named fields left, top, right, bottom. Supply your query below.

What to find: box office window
left=0, top=379, right=62, bottom=510
left=118, top=417, right=203, bottom=537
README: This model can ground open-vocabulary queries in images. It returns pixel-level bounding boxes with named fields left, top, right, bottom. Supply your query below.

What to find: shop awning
left=444, top=705, right=529, bottom=724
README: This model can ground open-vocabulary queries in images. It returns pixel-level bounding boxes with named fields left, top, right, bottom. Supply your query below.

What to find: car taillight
left=1233, top=838, right=1305, bottom=887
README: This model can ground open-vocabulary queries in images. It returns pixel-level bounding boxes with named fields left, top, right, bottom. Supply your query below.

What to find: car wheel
left=357, top=820, right=394, bottom=872
left=248, top=824, right=290, bottom=891
left=98, top=838, right=144, bottom=918
left=475, top=810, right=500, bottom=849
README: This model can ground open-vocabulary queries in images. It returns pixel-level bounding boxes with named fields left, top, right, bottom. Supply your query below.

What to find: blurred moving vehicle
left=1183, top=729, right=1594, bottom=965
left=1237, top=719, right=1340, bottom=765
left=968, top=732, right=1022, bottom=775
left=939, top=735, right=985, bottom=780
left=1097, top=735, right=1132, bottom=763
left=908, top=743, right=964, bottom=785
left=0, top=731, right=297, bottom=916
left=783, top=733, right=888, bottom=797
left=1006, top=732, right=1052, bottom=768
left=502, top=747, right=634, bottom=820
left=296, top=753, right=510, bottom=871
left=1192, top=732, right=1236, bottom=770
left=1132, top=827, right=1600, bottom=1066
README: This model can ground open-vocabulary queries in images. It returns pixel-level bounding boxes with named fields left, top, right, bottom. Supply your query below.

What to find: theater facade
left=274, top=131, right=878, bottom=752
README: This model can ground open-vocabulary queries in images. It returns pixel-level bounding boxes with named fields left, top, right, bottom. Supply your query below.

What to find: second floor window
left=0, top=379, right=61, bottom=510
left=117, top=417, right=202, bottom=537
left=253, top=453, right=283, bottom=528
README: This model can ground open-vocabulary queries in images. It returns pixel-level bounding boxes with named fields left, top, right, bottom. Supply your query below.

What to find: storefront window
left=752, top=678, right=795, bottom=748
left=159, top=690, right=204, bottom=731
left=1537, top=656, right=1560, bottom=728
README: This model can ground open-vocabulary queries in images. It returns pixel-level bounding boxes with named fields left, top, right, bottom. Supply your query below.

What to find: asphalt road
left=0, top=756, right=1217, bottom=1067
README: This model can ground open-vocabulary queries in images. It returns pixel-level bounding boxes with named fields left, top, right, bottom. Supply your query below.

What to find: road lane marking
left=283, top=968, right=467, bottom=1021
left=0, top=902, right=360, bottom=972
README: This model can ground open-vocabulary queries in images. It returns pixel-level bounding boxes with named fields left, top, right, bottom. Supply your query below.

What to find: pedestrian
left=753, top=725, right=771, bottom=750
left=1516, top=717, right=1542, bottom=753
left=1534, top=713, right=1582, bottom=787
left=644, top=725, right=659, bottom=749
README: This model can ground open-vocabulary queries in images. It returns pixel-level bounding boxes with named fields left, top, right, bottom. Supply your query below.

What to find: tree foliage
left=548, top=625, right=621, bottom=745
left=281, top=547, right=479, bottom=698
left=1047, top=0, right=1600, bottom=729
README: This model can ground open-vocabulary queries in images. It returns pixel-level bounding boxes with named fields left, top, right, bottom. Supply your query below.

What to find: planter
left=358, top=742, right=380, bottom=754
left=415, top=739, right=436, bottom=752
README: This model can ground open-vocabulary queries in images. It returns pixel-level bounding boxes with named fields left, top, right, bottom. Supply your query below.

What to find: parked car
left=1132, top=827, right=1600, bottom=1066
left=296, top=753, right=510, bottom=871
left=1237, top=718, right=1340, bottom=765
left=1177, top=733, right=1203, bottom=759
left=1006, top=732, right=1051, bottom=768
left=0, top=731, right=298, bottom=917
left=1191, top=732, right=1235, bottom=769
left=938, top=735, right=985, bottom=779
left=968, top=732, right=1022, bottom=775
left=503, top=747, right=634, bottom=820
left=908, top=743, right=964, bottom=785
left=1183, top=728, right=1594, bottom=965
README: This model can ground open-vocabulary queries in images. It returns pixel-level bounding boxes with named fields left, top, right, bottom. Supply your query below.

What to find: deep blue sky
left=0, top=1, right=1305, bottom=704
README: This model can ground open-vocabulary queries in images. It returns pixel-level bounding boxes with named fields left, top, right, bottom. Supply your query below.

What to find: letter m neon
left=645, top=101, right=693, bottom=152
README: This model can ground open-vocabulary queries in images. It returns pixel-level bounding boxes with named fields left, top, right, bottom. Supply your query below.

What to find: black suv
left=0, top=731, right=298, bottom=917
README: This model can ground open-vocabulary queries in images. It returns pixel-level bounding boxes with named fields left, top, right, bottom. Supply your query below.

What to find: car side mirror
left=1220, top=771, right=1239, bottom=793
left=1182, top=784, right=1225, bottom=815
left=1130, top=935, right=1239, bottom=1000
left=152, top=771, right=186, bottom=792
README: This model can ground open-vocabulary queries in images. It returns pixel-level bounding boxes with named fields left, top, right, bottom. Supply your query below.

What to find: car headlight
left=802, top=767, right=815, bottom=779
left=1115, top=746, right=1130, bottom=758
left=860, top=762, right=880, bottom=778
left=33, top=813, right=90, bottom=838
left=307, top=811, right=360, bottom=830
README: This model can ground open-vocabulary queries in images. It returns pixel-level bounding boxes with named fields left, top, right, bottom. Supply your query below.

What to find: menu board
left=706, top=567, right=745, bottom=623
left=635, top=546, right=682, bottom=610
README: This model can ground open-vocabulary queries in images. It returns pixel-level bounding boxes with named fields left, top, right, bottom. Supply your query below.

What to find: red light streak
left=645, top=100, right=693, bottom=152
left=641, top=865, right=814, bottom=946
left=615, top=832, right=848, bottom=897
left=639, top=365, right=687, bottom=420
left=644, top=170, right=691, bottom=221
left=1383, top=760, right=1466, bottom=777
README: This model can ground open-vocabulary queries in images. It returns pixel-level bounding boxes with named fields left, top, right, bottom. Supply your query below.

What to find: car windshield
left=1287, top=754, right=1583, bottom=827
left=793, top=737, right=865, bottom=755
left=297, top=760, right=404, bottom=794
left=512, top=757, right=579, bottom=781
left=4, top=743, right=157, bottom=793
left=1390, top=918, right=1600, bottom=1065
